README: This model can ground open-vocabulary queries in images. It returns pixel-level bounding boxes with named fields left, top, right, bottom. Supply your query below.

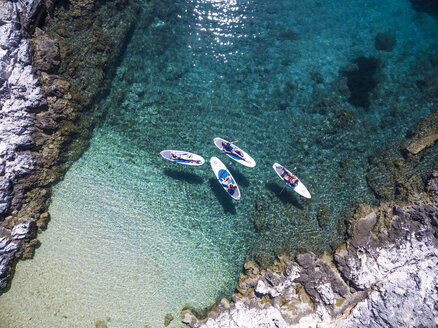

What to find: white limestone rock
left=0, top=0, right=46, bottom=290
left=0, top=236, right=9, bottom=250
left=337, top=256, right=438, bottom=328
left=11, top=221, right=34, bottom=240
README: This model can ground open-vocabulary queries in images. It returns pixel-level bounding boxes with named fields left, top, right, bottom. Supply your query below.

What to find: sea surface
left=1, top=0, right=437, bottom=327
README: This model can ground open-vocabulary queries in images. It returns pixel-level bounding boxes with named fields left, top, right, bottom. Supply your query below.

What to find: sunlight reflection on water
left=189, top=0, right=254, bottom=61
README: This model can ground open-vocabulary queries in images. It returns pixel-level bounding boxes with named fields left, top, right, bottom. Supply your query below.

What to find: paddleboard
left=272, top=162, right=311, bottom=199
left=213, top=137, right=256, bottom=168
left=210, top=156, right=241, bottom=200
left=160, top=150, right=205, bottom=166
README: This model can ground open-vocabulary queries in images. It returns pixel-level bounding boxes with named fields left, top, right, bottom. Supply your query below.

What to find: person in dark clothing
left=221, top=175, right=237, bottom=194
left=222, top=141, right=244, bottom=160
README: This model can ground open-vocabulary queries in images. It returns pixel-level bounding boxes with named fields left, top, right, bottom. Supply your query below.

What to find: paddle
left=279, top=185, right=286, bottom=195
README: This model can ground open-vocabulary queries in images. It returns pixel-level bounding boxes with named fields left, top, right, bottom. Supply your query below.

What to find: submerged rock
left=410, top=0, right=438, bottom=18
left=94, top=320, right=107, bottom=328
left=316, top=205, right=330, bottom=228
left=164, top=313, right=174, bottom=326
left=404, top=111, right=438, bottom=155
left=374, top=32, right=396, bottom=51
left=34, top=27, right=60, bottom=73
left=345, top=57, right=381, bottom=109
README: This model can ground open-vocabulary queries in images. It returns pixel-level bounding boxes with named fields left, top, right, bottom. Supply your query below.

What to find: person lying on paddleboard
left=220, top=175, right=237, bottom=195
left=171, top=151, right=201, bottom=163
left=222, top=141, right=245, bottom=160
left=282, top=167, right=299, bottom=187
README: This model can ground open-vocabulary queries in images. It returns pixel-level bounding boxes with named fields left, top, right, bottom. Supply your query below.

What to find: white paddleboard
left=213, top=137, right=256, bottom=168
left=160, top=150, right=205, bottom=166
left=272, top=163, right=311, bottom=199
left=210, top=156, right=241, bottom=200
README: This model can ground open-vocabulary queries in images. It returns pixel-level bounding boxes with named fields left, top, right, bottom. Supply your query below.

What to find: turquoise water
left=1, top=0, right=437, bottom=327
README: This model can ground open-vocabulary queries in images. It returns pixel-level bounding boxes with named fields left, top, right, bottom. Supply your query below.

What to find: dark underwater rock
left=410, top=0, right=438, bottom=18
left=316, top=205, right=330, bottom=228
left=345, top=57, right=380, bottom=109
left=34, top=27, right=60, bottom=73
left=374, top=32, right=396, bottom=51
left=278, top=28, right=299, bottom=41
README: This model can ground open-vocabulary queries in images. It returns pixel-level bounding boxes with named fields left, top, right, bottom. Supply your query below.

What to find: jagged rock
left=295, top=253, right=349, bottom=305
left=0, top=0, right=48, bottom=291
left=16, top=0, right=47, bottom=36
left=335, top=203, right=438, bottom=290
left=182, top=300, right=289, bottom=328
left=11, top=221, right=35, bottom=240
left=336, top=256, right=438, bottom=328
left=0, top=236, right=9, bottom=250
left=0, top=0, right=43, bottom=225
left=1, top=241, right=18, bottom=254
left=0, top=260, right=9, bottom=279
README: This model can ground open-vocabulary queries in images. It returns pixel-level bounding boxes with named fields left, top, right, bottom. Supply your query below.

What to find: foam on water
left=0, top=0, right=437, bottom=326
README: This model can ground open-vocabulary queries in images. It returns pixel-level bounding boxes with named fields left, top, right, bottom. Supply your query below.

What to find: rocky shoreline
left=183, top=172, right=438, bottom=327
left=0, top=0, right=437, bottom=326
left=0, top=0, right=139, bottom=290
left=0, top=0, right=49, bottom=289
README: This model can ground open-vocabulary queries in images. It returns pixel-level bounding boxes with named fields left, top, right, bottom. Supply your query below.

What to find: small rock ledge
left=183, top=173, right=438, bottom=327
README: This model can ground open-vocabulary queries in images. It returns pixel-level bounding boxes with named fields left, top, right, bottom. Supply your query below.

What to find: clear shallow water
left=0, top=130, right=253, bottom=327
left=1, top=0, right=437, bottom=327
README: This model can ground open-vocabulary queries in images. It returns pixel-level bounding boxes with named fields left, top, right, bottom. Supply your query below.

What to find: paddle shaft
left=218, top=170, right=227, bottom=181
left=279, top=185, right=286, bottom=195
